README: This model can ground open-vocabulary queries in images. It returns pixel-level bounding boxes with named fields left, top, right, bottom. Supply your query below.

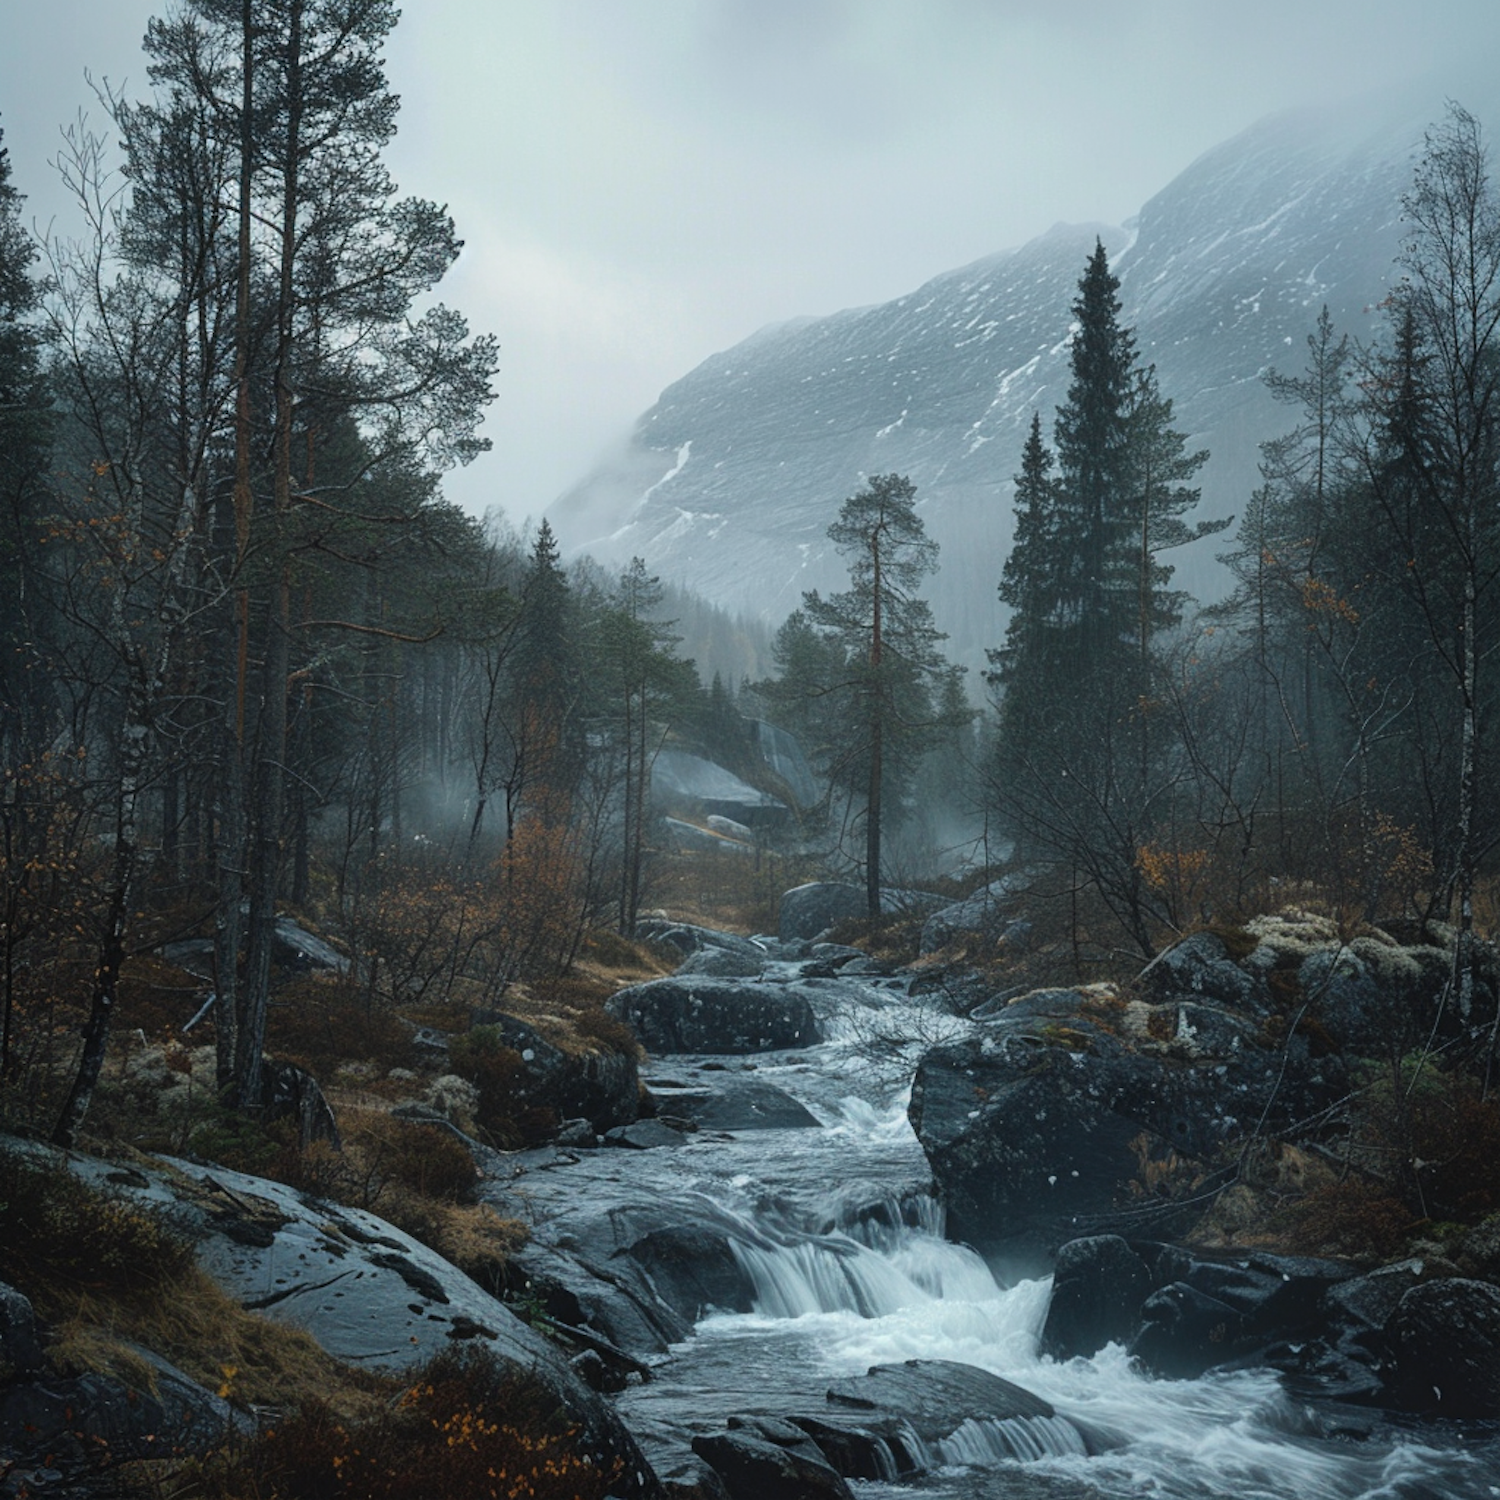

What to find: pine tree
left=799, top=474, right=957, bottom=918
left=1053, top=239, right=1137, bottom=669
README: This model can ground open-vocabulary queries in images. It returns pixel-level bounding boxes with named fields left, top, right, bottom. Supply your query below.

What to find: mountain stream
left=484, top=968, right=1500, bottom=1500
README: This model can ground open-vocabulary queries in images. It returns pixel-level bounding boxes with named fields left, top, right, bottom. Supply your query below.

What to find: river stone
left=1040, top=1236, right=1153, bottom=1359
left=649, top=1078, right=822, bottom=1131
left=825, top=1358, right=1056, bottom=1440
left=607, top=977, right=824, bottom=1054
left=1385, top=1278, right=1500, bottom=1418
left=692, top=1427, right=855, bottom=1500
left=605, top=1119, right=691, bottom=1149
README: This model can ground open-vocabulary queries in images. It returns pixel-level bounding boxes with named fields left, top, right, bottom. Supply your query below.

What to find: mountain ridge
left=549, top=93, right=1472, bottom=676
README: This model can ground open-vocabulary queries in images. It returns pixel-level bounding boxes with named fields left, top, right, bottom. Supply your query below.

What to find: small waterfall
left=937, top=1414, right=1089, bottom=1465
left=726, top=1203, right=1003, bottom=1321
left=730, top=1233, right=927, bottom=1319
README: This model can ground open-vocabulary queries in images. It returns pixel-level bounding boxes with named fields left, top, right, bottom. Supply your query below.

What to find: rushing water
left=502, top=975, right=1500, bottom=1498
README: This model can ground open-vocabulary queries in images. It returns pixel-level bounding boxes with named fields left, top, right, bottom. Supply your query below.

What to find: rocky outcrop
left=918, top=873, right=1033, bottom=955
left=909, top=915, right=1497, bottom=1256
left=778, top=882, right=946, bottom=943
left=909, top=984, right=1346, bottom=1255
left=607, top=977, right=823, bottom=1054
left=0, top=1138, right=658, bottom=1497
left=1038, top=1233, right=1500, bottom=1420
left=471, top=1011, right=640, bottom=1133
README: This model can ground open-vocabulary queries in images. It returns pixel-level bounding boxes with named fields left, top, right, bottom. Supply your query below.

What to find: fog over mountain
left=549, top=93, right=1448, bottom=676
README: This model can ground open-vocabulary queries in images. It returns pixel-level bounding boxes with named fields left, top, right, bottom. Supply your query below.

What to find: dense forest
left=3, top=0, right=1500, bottom=1153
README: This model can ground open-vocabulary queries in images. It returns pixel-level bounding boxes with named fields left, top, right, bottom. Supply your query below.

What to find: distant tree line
left=757, top=103, right=1500, bottom=1035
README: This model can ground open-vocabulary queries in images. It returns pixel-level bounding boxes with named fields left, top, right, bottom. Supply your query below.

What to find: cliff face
left=550, top=96, right=1447, bottom=673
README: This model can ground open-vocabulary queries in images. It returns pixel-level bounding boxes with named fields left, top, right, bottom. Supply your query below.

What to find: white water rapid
left=600, top=991, right=1500, bottom=1500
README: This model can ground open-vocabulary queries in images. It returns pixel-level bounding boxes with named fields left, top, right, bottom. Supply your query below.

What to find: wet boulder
left=778, top=882, right=945, bottom=943
left=909, top=987, right=1346, bottom=1256
left=1385, top=1278, right=1500, bottom=1419
left=607, top=977, right=824, bottom=1054
left=648, top=1077, right=822, bottom=1131
left=471, top=1011, right=640, bottom=1132
left=824, top=1358, right=1093, bottom=1462
left=692, top=1426, right=855, bottom=1500
left=918, top=874, right=1032, bottom=955
left=1039, top=1235, right=1153, bottom=1359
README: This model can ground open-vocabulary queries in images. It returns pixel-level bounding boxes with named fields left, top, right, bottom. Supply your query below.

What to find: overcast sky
left=3, top=1, right=1498, bottom=526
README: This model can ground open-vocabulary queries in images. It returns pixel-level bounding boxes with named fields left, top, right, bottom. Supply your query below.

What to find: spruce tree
left=1053, top=239, right=1137, bottom=671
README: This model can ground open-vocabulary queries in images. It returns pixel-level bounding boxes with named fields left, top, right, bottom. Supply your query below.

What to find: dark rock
left=779, top=883, right=867, bottom=941
left=624, top=1226, right=756, bottom=1323
left=605, top=1120, right=691, bottom=1150
left=635, top=921, right=768, bottom=962
left=691, top=1428, right=855, bottom=1500
left=777, top=882, right=944, bottom=943
left=1139, top=932, right=1260, bottom=1011
left=555, top=1118, right=599, bottom=1148
left=653, top=1079, right=821, bottom=1131
left=1323, top=1259, right=1427, bottom=1333
left=1385, top=1277, right=1500, bottom=1419
left=653, top=1453, right=733, bottom=1499
left=676, top=947, right=766, bottom=979
left=808, top=944, right=867, bottom=965
left=570, top=1347, right=626, bottom=1394
left=919, top=875, right=1031, bottom=955
left=908, top=991, right=1345, bottom=1255
left=0, top=1282, right=43, bottom=1378
left=825, top=1358, right=1059, bottom=1444
left=607, top=977, right=824, bottom=1054
left=786, top=1414, right=925, bottom=1481
left=1132, top=1282, right=1245, bottom=1378
left=1041, top=1236, right=1153, bottom=1359
left=0, top=1356, right=245, bottom=1478
left=471, top=1011, right=640, bottom=1132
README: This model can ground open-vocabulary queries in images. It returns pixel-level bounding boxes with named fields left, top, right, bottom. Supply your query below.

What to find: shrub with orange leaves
left=196, top=1346, right=622, bottom=1500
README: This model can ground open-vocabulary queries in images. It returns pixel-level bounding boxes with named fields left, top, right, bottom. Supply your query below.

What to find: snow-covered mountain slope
left=549, top=96, right=1451, bottom=675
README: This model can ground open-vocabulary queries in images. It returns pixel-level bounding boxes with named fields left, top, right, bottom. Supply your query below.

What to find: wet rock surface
left=607, top=976, right=825, bottom=1054
left=0, top=1136, right=658, bottom=1497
